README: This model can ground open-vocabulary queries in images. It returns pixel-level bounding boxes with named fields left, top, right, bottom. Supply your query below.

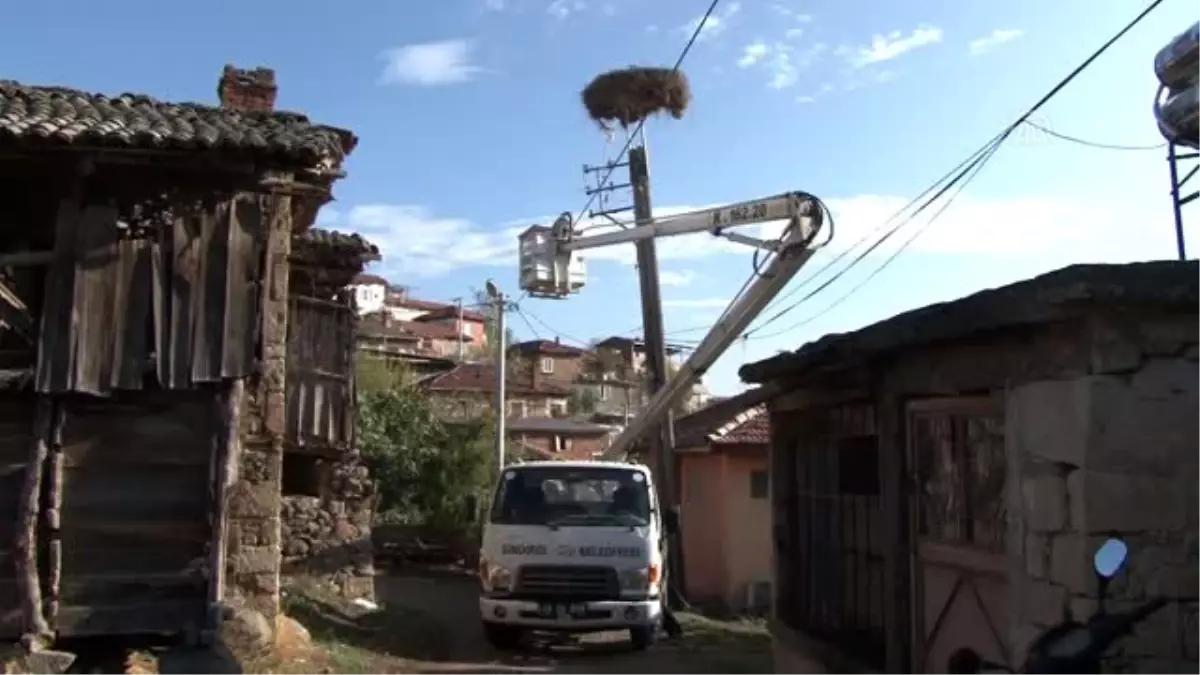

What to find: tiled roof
left=509, top=339, right=586, bottom=357
left=741, top=260, right=1200, bottom=384
left=352, top=273, right=389, bottom=285
left=595, top=336, right=686, bottom=354
left=292, top=229, right=379, bottom=268
left=416, top=305, right=489, bottom=323
left=391, top=296, right=451, bottom=312
left=507, top=417, right=615, bottom=435
left=674, top=387, right=774, bottom=449
left=0, top=80, right=356, bottom=166
left=357, top=313, right=466, bottom=341
left=422, top=363, right=570, bottom=396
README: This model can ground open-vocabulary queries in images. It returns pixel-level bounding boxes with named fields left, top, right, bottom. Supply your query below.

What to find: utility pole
left=454, top=296, right=466, bottom=361
left=485, top=280, right=507, bottom=472
left=626, top=142, right=685, bottom=609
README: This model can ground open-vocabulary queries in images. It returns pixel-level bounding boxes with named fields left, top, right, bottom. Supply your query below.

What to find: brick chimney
left=218, top=64, right=278, bottom=112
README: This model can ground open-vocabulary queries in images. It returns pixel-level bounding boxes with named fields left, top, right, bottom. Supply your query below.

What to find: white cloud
left=851, top=25, right=943, bottom=67
left=770, top=3, right=813, bottom=23
left=662, top=296, right=729, bottom=309
left=660, top=270, right=697, bottom=286
left=680, top=1, right=740, bottom=42
left=333, top=193, right=1140, bottom=281
left=737, top=42, right=769, bottom=68
left=483, top=0, right=506, bottom=10
left=547, top=0, right=586, bottom=19
left=969, top=28, right=1024, bottom=56
left=736, top=40, right=828, bottom=90
left=316, top=206, right=340, bottom=226
left=379, top=40, right=482, bottom=86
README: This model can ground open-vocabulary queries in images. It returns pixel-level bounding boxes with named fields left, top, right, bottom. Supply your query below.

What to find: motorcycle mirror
left=1093, top=538, right=1129, bottom=579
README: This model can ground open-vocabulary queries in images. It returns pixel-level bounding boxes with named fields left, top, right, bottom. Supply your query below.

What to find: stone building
left=738, top=260, right=1198, bottom=673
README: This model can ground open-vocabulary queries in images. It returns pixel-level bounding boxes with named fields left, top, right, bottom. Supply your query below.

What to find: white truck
left=477, top=189, right=826, bottom=650
left=477, top=460, right=671, bottom=650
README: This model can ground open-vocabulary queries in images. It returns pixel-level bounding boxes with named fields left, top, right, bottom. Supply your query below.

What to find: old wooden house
left=739, top=260, right=1198, bottom=674
left=0, top=65, right=374, bottom=645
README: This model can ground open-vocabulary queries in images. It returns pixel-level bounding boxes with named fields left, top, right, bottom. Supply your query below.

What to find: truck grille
left=514, top=564, right=620, bottom=600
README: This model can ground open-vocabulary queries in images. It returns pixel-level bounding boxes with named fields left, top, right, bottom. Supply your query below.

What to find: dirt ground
left=279, top=567, right=773, bottom=674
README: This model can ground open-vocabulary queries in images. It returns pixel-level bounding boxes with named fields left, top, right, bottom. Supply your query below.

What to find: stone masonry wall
left=281, top=453, right=376, bottom=600
left=1006, top=322, right=1198, bottom=672
left=223, top=190, right=293, bottom=621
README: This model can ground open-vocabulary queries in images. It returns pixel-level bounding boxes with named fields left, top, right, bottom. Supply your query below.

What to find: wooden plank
left=44, top=404, right=65, bottom=627
left=14, top=399, right=52, bottom=639
left=111, top=238, right=153, bottom=390
left=61, top=546, right=204, bottom=577
left=208, top=380, right=242, bottom=617
left=0, top=278, right=36, bottom=344
left=71, top=205, right=121, bottom=396
left=55, top=600, right=206, bottom=637
left=35, top=193, right=83, bottom=393
left=222, top=194, right=263, bottom=378
left=60, top=573, right=205, bottom=606
left=192, top=202, right=229, bottom=383
left=151, top=236, right=170, bottom=387
left=167, top=209, right=203, bottom=389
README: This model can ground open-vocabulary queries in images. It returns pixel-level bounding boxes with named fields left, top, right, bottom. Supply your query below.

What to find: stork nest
left=581, top=66, right=691, bottom=130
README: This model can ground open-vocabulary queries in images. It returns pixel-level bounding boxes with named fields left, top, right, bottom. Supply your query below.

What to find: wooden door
left=286, top=294, right=356, bottom=454
left=907, top=398, right=1010, bottom=673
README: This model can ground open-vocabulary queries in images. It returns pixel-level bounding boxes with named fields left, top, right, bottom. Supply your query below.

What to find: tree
left=568, top=387, right=600, bottom=415
left=356, top=358, right=495, bottom=532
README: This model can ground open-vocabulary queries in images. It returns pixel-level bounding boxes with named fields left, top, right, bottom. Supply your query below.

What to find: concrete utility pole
left=626, top=143, right=685, bottom=608
left=454, top=296, right=466, bottom=361
left=486, top=280, right=507, bottom=472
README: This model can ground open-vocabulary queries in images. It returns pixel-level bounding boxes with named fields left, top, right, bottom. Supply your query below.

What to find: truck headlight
left=479, top=558, right=514, bottom=593
left=619, top=564, right=661, bottom=593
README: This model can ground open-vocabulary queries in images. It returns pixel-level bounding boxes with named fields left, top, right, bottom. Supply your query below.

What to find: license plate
left=537, top=603, right=557, bottom=618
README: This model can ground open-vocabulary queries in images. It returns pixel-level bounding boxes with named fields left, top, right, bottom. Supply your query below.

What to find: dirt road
left=369, top=570, right=772, bottom=674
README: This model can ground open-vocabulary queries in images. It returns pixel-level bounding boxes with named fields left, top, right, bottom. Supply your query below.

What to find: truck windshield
left=489, top=466, right=651, bottom=527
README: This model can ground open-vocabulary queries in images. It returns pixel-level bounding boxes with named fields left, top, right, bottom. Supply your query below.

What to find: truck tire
left=629, top=625, right=657, bottom=651
left=482, top=622, right=523, bottom=650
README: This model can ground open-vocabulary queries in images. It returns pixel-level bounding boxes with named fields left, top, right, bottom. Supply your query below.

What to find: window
left=838, top=435, right=880, bottom=496
left=507, top=400, right=527, bottom=417
left=489, top=465, right=650, bottom=526
left=599, top=384, right=610, bottom=401
left=540, top=357, right=555, bottom=374
left=554, top=435, right=572, bottom=453
left=550, top=400, right=568, bottom=418
left=749, top=469, right=769, bottom=499
left=282, top=454, right=326, bottom=497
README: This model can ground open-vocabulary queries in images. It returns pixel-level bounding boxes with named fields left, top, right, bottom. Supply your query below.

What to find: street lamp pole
left=486, top=279, right=507, bottom=472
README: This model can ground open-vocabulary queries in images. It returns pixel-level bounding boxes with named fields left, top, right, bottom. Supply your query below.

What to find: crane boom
left=598, top=195, right=823, bottom=459
left=516, top=191, right=827, bottom=459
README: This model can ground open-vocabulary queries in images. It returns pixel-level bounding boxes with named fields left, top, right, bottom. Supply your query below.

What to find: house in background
left=348, top=275, right=488, bottom=356
left=421, top=362, right=570, bottom=422
left=351, top=273, right=390, bottom=314
left=591, top=336, right=712, bottom=415
left=740, top=260, right=1198, bottom=674
left=673, top=388, right=775, bottom=615
left=508, top=417, right=617, bottom=461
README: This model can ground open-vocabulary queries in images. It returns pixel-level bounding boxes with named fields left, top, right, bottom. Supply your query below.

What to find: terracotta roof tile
left=509, top=339, right=586, bottom=357
left=0, top=80, right=355, bottom=166
left=423, top=363, right=570, bottom=396
left=673, top=387, right=774, bottom=449
left=415, top=305, right=489, bottom=323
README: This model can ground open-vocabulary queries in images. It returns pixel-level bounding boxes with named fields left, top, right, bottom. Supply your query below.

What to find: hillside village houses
left=349, top=271, right=712, bottom=457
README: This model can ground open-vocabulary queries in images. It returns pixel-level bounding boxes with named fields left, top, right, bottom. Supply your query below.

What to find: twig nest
left=581, top=66, right=691, bottom=130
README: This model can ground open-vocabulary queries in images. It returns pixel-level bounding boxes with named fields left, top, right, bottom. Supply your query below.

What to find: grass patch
left=674, top=613, right=772, bottom=674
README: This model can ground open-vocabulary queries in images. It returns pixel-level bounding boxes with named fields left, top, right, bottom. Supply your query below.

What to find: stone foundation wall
left=281, top=453, right=376, bottom=600
left=223, top=189, right=293, bottom=622
left=1007, top=348, right=1198, bottom=671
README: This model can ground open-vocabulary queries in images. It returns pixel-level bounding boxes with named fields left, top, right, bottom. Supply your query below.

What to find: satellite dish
left=485, top=278, right=500, bottom=299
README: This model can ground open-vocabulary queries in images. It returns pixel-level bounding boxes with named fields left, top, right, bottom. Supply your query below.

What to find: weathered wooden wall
left=285, top=294, right=354, bottom=454
left=0, top=395, right=34, bottom=639
left=54, top=391, right=218, bottom=636
left=36, top=194, right=265, bottom=395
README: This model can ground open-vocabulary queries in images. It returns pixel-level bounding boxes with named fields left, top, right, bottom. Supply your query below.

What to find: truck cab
left=477, top=460, right=666, bottom=650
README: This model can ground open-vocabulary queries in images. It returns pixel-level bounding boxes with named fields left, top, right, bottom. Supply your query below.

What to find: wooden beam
left=0, top=278, right=36, bottom=343
left=15, top=399, right=53, bottom=642
left=0, top=251, right=53, bottom=268
left=206, top=380, right=242, bottom=632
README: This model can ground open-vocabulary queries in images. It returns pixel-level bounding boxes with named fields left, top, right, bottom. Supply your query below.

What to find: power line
left=571, top=0, right=722, bottom=228
left=740, top=0, right=1165, bottom=339
left=1022, top=119, right=1166, bottom=151
left=518, top=305, right=592, bottom=348
left=747, top=136, right=1006, bottom=341
left=512, top=306, right=542, bottom=340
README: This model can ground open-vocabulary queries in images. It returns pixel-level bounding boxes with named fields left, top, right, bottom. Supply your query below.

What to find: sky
left=4, top=0, right=1194, bottom=395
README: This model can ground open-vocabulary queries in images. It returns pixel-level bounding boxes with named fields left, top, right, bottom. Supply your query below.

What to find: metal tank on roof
left=1154, top=21, right=1199, bottom=149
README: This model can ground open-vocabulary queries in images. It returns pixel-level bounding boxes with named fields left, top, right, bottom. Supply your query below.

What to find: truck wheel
left=482, top=622, right=523, bottom=650
left=629, top=625, right=657, bottom=651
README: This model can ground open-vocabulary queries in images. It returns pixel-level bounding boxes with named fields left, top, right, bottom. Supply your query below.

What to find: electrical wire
left=1022, top=119, right=1166, bottom=151
left=519, top=307, right=592, bottom=348
left=512, top=306, right=542, bottom=340
left=570, top=0, right=723, bottom=229
left=738, top=0, right=1165, bottom=339
left=746, top=135, right=1007, bottom=341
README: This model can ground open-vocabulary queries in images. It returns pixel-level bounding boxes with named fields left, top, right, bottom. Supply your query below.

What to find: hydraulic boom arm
left=597, top=194, right=824, bottom=459
left=517, top=191, right=826, bottom=460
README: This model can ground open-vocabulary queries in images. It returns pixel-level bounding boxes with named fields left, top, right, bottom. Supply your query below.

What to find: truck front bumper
left=479, top=596, right=662, bottom=631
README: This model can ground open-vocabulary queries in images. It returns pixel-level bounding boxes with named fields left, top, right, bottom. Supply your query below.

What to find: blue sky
left=4, top=0, right=1194, bottom=395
